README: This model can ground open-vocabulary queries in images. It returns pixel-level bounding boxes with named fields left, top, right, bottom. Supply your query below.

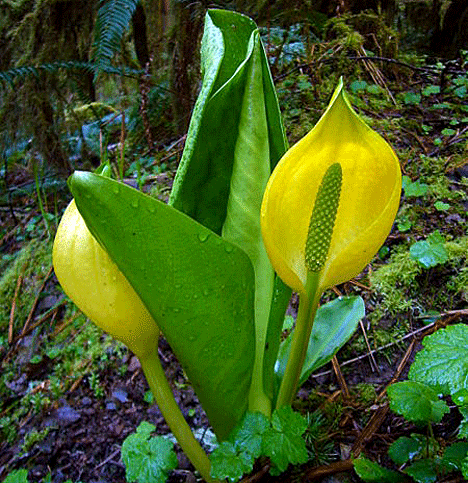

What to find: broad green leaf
left=422, top=85, right=440, bottom=96
left=70, top=172, right=255, bottom=440
left=403, top=459, right=437, bottom=483
left=168, top=9, right=291, bottom=415
left=403, top=92, right=421, bottom=105
left=275, top=296, right=364, bottom=390
left=402, top=175, right=429, bottom=198
left=409, top=325, right=468, bottom=395
left=440, top=442, right=468, bottom=472
left=409, top=231, right=448, bottom=269
left=388, top=436, right=423, bottom=466
left=210, top=441, right=254, bottom=482
left=3, top=470, right=29, bottom=483
left=453, top=390, right=468, bottom=438
left=121, top=422, right=178, bottom=483
left=387, top=381, right=449, bottom=424
left=353, top=456, right=405, bottom=483
left=262, top=406, right=308, bottom=474
left=457, top=406, right=468, bottom=439
left=230, top=411, right=270, bottom=458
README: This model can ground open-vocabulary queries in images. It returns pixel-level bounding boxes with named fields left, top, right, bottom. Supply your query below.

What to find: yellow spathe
left=53, top=200, right=159, bottom=359
left=261, top=79, right=402, bottom=293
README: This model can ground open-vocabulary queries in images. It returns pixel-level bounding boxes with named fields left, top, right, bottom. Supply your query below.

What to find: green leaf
left=275, top=296, right=364, bottom=390
left=409, top=325, right=468, bottom=396
left=92, top=0, right=140, bottom=74
left=409, top=231, right=448, bottom=269
left=440, top=442, right=468, bottom=472
left=121, top=422, right=178, bottom=483
left=167, top=8, right=291, bottom=415
left=366, top=84, right=382, bottom=95
left=70, top=172, right=255, bottom=440
left=463, top=456, right=468, bottom=480
left=403, top=459, right=437, bottom=483
left=230, top=411, right=271, bottom=458
left=402, top=175, right=429, bottom=197
left=262, top=406, right=308, bottom=474
left=387, top=381, right=449, bottom=424
left=209, top=409, right=303, bottom=481
left=388, top=436, right=423, bottom=466
left=3, top=470, right=29, bottom=483
left=422, top=85, right=440, bottom=96
left=403, top=92, right=421, bottom=105
left=218, top=27, right=279, bottom=414
left=210, top=441, right=254, bottom=482
left=441, top=128, right=456, bottom=137
left=454, top=85, right=467, bottom=98
left=350, top=80, right=368, bottom=93
left=353, top=456, right=405, bottom=483
left=169, top=9, right=287, bottom=235
left=453, top=390, right=468, bottom=438
left=457, top=406, right=468, bottom=439
left=434, top=201, right=450, bottom=211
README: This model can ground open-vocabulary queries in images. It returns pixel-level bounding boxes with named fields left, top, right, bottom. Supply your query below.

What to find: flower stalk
left=140, top=350, right=217, bottom=483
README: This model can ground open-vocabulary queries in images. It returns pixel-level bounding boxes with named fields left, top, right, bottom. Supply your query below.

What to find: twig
left=351, top=403, right=389, bottom=457
left=0, top=210, right=36, bottom=246
left=20, top=265, right=53, bottom=337
left=359, top=319, right=379, bottom=373
left=331, top=356, right=350, bottom=399
left=11, top=300, right=66, bottom=344
left=352, top=336, right=418, bottom=456
left=377, top=339, right=416, bottom=402
left=8, top=263, right=27, bottom=343
left=51, top=310, right=82, bottom=337
left=311, top=317, right=462, bottom=379
left=240, top=463, right=270, bottom=483
left=94, top=448, right=121, bottom=471
left=303, top=459, right=354, bottom=481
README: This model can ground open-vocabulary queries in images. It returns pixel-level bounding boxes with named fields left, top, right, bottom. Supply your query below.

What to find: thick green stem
left=275, top=273, right=322, bottom=408
left=140, top=349, right=217, bottom=483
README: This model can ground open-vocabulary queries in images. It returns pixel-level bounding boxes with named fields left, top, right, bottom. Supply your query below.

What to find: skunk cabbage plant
left=52, top=10, right=401, bottom=482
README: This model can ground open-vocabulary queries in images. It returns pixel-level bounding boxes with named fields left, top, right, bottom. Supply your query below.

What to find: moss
left=0, top=238, right=53, bottom=335
left=370, top=245, right=423, bottom=317
left=370, top=236, right=468, bottom=320
left=353, top=383, right=377, bottom=405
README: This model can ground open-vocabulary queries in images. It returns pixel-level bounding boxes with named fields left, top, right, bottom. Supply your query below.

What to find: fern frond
left=0, top=61, right=143, bottom=88
left=93, top=0, right=141, bottom=73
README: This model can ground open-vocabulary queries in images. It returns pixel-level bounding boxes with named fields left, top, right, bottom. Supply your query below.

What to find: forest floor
left=1, top=37, right=468, bottom=483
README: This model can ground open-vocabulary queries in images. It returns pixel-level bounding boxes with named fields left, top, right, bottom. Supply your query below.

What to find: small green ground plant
left=354, top=324, right=468, bottom=483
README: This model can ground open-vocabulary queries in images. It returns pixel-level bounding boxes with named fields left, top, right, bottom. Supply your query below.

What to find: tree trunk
left=431, top=0, right=468, bottom=57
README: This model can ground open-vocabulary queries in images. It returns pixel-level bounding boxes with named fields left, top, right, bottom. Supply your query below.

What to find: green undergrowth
left=370, top=236, right=468, bottom=319
left=0, top=238, right=124, bottom=445
left=0, top=239, right=53, bottom=339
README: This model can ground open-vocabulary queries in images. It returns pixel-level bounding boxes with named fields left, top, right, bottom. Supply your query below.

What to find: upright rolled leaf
left=169, top=9, right=291, bottom=414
